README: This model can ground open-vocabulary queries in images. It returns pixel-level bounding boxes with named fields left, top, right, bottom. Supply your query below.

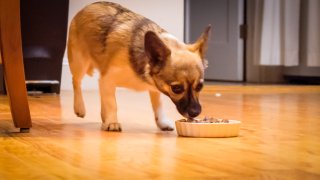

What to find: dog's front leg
left=149, top=91, right=174, bottom=131
left=99, top=76, right=121, bottom=131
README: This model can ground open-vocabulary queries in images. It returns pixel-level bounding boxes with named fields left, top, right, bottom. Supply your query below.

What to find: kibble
left=182, top=116, right=229, bottom=123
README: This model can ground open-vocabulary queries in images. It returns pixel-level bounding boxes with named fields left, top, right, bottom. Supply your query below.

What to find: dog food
left=180, top=117, right=229, bottom=123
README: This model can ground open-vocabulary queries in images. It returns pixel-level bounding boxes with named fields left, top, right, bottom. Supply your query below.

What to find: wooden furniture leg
left=0, top=0, right=32, bottom=132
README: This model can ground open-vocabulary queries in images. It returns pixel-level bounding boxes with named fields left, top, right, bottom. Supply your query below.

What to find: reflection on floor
left=0, top=85, right=320, bottom=179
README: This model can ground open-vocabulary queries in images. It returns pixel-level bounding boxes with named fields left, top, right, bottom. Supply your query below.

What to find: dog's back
left=68, top=2, right=164, bottom=78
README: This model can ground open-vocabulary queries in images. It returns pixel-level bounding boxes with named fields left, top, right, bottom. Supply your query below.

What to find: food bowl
left=175, top=118, right=241, bottom=138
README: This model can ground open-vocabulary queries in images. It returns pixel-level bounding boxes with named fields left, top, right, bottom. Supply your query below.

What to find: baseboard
left=1, top=63, right=101, bottom=93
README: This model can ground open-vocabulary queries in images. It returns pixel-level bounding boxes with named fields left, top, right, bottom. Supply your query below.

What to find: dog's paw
left=156, top=118, right=174, bottom=131
left=75, top=111, right=85, bottom=118
left=101, top=122, right=122, bottom=132
left=74, top=103, right=85, bottom=118
left=160, top=126, right=174, bottom=131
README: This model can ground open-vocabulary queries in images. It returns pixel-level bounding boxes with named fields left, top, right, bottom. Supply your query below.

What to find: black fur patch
left=129, top=18, right=165, bottom=82
left=175, top=84, right=201, bottom=117
left=95, top=3, right=130, bottom=52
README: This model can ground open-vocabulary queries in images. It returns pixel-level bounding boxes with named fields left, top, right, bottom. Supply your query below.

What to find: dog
left=68, top=2, right=211, bottom=131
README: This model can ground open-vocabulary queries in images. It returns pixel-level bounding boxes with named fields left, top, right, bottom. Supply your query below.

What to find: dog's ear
left=188, top=25, right=212, bottom=60
left=145, top=31, right=171, bottom=73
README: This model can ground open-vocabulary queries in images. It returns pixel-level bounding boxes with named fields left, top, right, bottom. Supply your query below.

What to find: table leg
left=0, top=0, right=32, bottom=130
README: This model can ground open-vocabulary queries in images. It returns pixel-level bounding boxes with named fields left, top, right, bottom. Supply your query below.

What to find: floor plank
left=1, top=85, right=320, bottom=179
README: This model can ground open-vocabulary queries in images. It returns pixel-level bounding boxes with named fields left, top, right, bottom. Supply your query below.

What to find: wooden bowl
left=175, top=119, right=241, bottom=138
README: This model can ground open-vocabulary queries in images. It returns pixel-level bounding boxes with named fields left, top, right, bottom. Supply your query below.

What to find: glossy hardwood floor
left=0, top=85, right=320, bottom=179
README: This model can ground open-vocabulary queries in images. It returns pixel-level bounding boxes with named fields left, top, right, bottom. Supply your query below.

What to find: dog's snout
left=187, top=106, right=201, bottom=118
left=188, top=109, right=200, bottom=118
left=174, top=91, right=202, bottom=118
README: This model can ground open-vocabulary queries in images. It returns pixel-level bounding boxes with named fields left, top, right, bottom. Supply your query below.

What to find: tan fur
left=68, top=2, right=211, bottom=131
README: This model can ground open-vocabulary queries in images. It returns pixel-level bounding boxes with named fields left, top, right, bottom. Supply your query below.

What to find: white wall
left=61, top=0, right=184, bottom=90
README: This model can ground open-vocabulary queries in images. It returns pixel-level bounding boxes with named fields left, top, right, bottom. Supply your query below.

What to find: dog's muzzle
left=175, top=99, right=202, bottom=118
left=187, top=104, right=201, bottom=118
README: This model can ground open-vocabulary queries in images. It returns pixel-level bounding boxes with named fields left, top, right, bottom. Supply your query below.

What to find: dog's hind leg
left=68, top=44, right=89, bottom=118
left=149, top=91, right=174, bottom=131
left=99, top=75, right=121, bottom=131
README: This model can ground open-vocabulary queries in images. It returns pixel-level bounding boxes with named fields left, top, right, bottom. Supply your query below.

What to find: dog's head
left=145, top=25, right=211, bottom=118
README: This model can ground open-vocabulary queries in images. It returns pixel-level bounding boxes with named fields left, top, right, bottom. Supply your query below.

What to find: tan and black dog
left=68, top=2, right=211, bottom=131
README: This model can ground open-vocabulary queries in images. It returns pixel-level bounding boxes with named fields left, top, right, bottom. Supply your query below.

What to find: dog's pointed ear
left=188, top=25, right=212, bottom=59
left=145, top=31, right=171, bottom=71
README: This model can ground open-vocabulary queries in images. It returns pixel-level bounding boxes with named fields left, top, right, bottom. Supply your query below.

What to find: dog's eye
left=195, top=83, right=203, bottom=92
left=171, top=84, right=184, bottom=94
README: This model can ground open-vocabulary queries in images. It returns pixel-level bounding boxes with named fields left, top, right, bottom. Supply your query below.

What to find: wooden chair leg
left=0, top=0, right=32, bottom=131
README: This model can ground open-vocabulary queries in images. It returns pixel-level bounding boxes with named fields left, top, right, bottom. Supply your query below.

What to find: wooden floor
left=1, top=85, right=320, bottom=179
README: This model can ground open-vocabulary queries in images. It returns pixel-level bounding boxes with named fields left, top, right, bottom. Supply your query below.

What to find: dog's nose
left=188, top=108, right=201, bottom=118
